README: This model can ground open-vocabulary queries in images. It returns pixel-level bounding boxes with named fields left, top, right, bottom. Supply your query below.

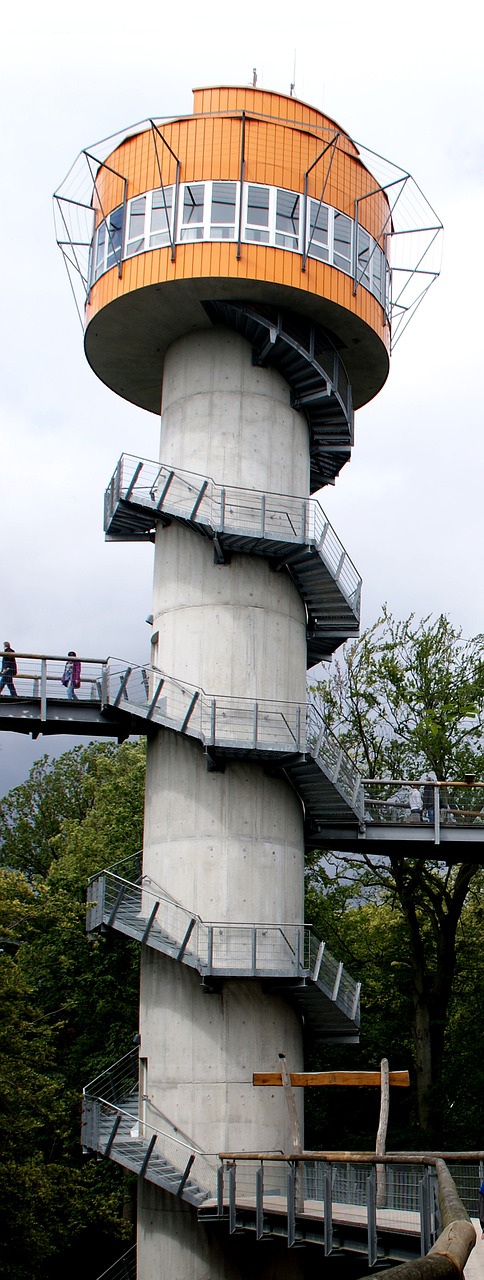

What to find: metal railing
left=105, top=666, right=365, bottom=818
left=94, top=1247, right=136, bottom=1280
left=214, top=1153, right=440, bottom=1260
left=86, top=869, right=360, bottom=1025
left=0, top=651, right=108, bottom=717
left=0, top=652, right=364, bottom=820
left=83, top=1049, right=218, bottom=1204
left=213, top=1153, right=476, bottom=1269
left=363, top=779, right=484, bottom=844
left=104, top=454, right=361, bottom=613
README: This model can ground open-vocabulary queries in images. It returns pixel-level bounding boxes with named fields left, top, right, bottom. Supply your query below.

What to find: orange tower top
left=55, top=85, right=441, bottom=421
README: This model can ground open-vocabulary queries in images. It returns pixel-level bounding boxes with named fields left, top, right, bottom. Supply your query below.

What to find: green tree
left=0, top=741, right=146, bottom=1278
left=0, top=742, right=142, bottom=879
left=309, top=610, right=484, bottom=1143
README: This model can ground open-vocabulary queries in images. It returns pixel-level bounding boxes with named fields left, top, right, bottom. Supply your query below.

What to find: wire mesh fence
left=104, top=453, right=361, bottom=610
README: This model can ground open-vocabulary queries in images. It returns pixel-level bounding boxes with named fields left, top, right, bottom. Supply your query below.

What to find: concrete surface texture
left=138, top=328, right=308, bottom=1279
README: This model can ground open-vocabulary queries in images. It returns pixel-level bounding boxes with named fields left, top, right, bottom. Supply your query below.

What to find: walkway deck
left=465, top=1221, right=482, bottom=1278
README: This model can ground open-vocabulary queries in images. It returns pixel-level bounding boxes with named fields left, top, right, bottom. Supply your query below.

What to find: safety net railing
left=83, top=1049, right=218, bottom=1201
left=87, top=870, right=360, bottom=1022
left=213, top=1153, right=476, bottom=1269
left=305, top=930, right=360, bottom=1025
left=0, top=651, right=108, bottom=712
left=104, top=665, right=365, bottom=817
left=104, top=455, right=361, bottom=611
left=363, top=779, right=484, bottom=839
left=94, top=1246, right=136, bottom=1280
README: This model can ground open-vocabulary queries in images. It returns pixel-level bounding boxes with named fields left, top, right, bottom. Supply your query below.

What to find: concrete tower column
left=138, top=328, right=308, bottom=1279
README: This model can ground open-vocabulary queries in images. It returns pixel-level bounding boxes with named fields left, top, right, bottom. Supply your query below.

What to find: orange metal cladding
left=86, top=86, right=390, bottom=343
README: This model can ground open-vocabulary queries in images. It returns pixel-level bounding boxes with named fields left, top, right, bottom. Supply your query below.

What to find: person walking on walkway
left=0, top=642, right=18, bottom=697
left=479, top=1178, right=484, bottom=1239
left=62, top=651, right=81, bottom=701
left=405, top=784, right=423, bottom=823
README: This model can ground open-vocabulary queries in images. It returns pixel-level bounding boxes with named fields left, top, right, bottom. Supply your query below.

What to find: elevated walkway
left=5, top=659, right=484, bottom=858
left=203, top=302, right=354, bottom=492
left=82, top=1051, right=215, bottom=1208
left=84, top=1051, right=471, bottom=1270
left=86, top=868, right=361, bottom=1043
left=0, top=655, right=364, bottom=834
left=104, top=455, right=361, bottom=665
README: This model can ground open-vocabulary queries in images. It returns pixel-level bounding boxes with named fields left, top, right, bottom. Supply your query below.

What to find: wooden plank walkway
left=464, top=1220, right=482, bottom=1278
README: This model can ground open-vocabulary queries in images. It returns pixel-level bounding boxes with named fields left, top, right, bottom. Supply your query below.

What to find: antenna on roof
left=252, top=68, right=257, bottom=87
left=289, top=50, right=296, bottom=97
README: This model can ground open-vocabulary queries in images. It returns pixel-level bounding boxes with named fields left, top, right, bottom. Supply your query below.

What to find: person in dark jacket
left=0, top=642, right=18, bottom=697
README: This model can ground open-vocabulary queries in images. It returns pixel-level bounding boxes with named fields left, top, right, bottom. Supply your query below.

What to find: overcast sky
left=0, top=0, right=482, bottom=795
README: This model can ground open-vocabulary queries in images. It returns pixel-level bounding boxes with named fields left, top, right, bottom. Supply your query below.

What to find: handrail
left=83, top=1049, right=218, bottom=1197
left=104, top=454, right=361, bottom=609
left=214, top=1150, right=476, bottom=1270
left=355, top=1159, right=475, bottom=1279
left=86, top=869, right=360, bottom=1024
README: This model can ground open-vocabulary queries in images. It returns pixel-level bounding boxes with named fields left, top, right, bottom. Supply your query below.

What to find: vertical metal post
left=228, top=1164, right=236, bottom=1234
left=217, top=1164, right=224, bottom=1217
left=367, top=1165, right=377, bottom=1267
left=101, top=663, right=108, bottom=707
left=256, top=1163, right=264, bottom=1239
left=313, top=939, right=325, bottom=983
left=260, top=493, right=266, bottom=536
left=171, top=160, right=180, bottom=263
left=253, top=700, right=258, bottom=749
left=287, top=1163, right=296, bottom=1246
left=295, top=703, right=301, bottom=749
left=434, top=785, right=441, bottom=845
left=207, top=927, right=214, bottom=973
left=251, top=927, right=257, bottom=975
left=236, top=113, right=246, bottom=261
left=40, top=658, right=47, bottom=721
left=301, top=174, right=308, bottom=271
left=209, top=697, right=216, bottom=746
left=219, top=487, right=226, bottom=531
left=295, top=927, right=301, bottom=974
left=419, top=1169, right=432, bottom=1257
left=323, top=1164, right=333, bottom=1256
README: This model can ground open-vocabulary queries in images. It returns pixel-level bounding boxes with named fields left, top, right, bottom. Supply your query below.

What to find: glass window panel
left=245, top=185, right=270, bottom=242
left=106, top=206, right=124, bottom=269
left=333, top=212, right=352, bottom=273
left=94, top=222, right=106, bottom=279
left=150, top=187, right=173, bottom=247
left=182, top=184, right=204, bottom=224
left=356, top=226, right=370, bottom=288
left=211, top=182, right=236, bottom=225
left=372, top=244, right=383, bottom=302
left=308, top=200, right=329, bottom=261
left=180, top=184, right=205, bottom=240
left=126, top=196, right=146, bottom=256
left=275, top=189, right=299, bottom=249
left=247, top=186, right=269, bottom=226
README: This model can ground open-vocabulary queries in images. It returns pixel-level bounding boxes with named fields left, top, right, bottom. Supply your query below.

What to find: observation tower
left=55, top=85, right=441, bottom=1280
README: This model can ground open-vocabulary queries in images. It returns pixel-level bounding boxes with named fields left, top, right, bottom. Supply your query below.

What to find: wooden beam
left=253, top=1070, right=410, bottom=1088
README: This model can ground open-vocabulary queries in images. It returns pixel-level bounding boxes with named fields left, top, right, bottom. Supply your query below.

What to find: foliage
left=310, top=608, right=484, bottom=779
left=308, top=610, right=484, bottom=1144
left=305, top=858, right=484, bottom=1151
left=0, top=742, right=145, bottom=1278
left=0, top=741, right=144, bottom=880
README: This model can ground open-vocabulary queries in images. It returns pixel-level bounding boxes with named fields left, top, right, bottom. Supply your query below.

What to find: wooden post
left=278, top=1054, right=304, bottom=1214
left=376, top=1057, right=390, bottom=1208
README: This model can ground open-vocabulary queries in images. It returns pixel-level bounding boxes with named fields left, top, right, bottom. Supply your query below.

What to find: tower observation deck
left=55, top=86, right=442, bottom=1280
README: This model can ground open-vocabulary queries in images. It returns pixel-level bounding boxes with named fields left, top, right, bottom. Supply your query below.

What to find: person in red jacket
left=62, top=651, right=81, bottom=701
